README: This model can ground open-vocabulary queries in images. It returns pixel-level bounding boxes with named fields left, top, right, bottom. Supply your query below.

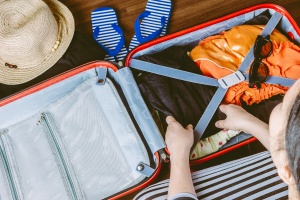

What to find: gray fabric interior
left=112, top=67, right=166, bottom=155
left=132, top=9, right=300, bottom=57
left=0, top=76, right=149, bottom=200
left=129, top=8, right=300, bottom=151
left=0, top=70, right=96, bottom=129
left=0, top=149, right=14, bottom=200
left=0, top=114, right=71, bottom=200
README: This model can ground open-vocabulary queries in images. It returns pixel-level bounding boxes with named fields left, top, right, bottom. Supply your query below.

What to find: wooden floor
left=62, top=0, right=300, bottom=44
left=60, top=0, right=300, bottom=199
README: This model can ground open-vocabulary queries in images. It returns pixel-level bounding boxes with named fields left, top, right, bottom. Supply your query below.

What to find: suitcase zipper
left=0, top=133, right=19, bottom=200
left=158, top=149, right=170, bottom=163
left=105, top=79, right=151, bottom=162
left=41, top=113, right=79, bottom=200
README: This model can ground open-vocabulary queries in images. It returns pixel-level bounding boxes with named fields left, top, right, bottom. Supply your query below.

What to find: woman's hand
left=165, top=116, right=194, bottom=161
left=215, top=104, right=257, bottom=133
left=165, top=116, right=197, bottom=198
left=215, top=104, right=270, bottom=150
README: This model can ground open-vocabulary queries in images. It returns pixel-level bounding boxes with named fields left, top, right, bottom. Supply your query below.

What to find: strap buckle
left=97, top=67, right=107, bottom=85
left=218, top=71, right=245, bottom=89
left=136, top=162, right=155, bottom=177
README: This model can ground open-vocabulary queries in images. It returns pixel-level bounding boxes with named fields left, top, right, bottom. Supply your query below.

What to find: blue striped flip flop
left=129, top=0, right=172, bottom=51
left=91, top=7, right=128, bottom=63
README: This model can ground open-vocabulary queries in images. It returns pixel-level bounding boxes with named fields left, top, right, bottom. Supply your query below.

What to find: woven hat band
left=0, top=0, right=74, bottom=85
left=0, top=0, right=59, bottom=69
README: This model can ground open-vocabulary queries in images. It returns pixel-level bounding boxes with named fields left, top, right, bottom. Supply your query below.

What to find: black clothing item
left=244, top=9, right=288, bottom=39
left=134, top=11, right=283, bottom=138
left=135, top=46, right=283, bottom=139
left=242, top=94, right=283, bottom=123
left=244, top=10, right=272, bottom=25
left=135, top=46, right=226, bottom=137
left=0, top=32, right=106, bottom=100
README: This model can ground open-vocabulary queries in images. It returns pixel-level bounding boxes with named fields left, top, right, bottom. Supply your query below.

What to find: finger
left=215, top=120, right=225, bottom=129
left=166, top=116, right=177, bottom=125
left=186, top=124, right=193, bottom=131
left=219, top=104, right=231, bottom=115
left=219, top=104, right=227, bottom=114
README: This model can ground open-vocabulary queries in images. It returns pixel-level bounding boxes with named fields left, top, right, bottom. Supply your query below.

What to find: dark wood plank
left=61, top=0, right=300, bottom=44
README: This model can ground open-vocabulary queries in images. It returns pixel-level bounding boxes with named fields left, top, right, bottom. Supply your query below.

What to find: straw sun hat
left=0, top=0, right=75, bottom=85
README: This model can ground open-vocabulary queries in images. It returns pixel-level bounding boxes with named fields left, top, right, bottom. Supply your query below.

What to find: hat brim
left=0, top=0, right=75, bottom=85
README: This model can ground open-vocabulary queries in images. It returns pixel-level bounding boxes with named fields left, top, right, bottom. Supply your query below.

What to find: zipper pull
left=97, top=67, right=107, bottom=85
left=159, top=149, right=170, bottom=163
left=118, top=61, right=123, bottom=67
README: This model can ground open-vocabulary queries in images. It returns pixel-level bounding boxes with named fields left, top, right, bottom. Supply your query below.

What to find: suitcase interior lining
left=0, top=152, right=14, bottom=200
left=0, top=75, right=150, bottom=199
left=132, top=8, right=300, bottom=58
left=113, top=67, right=167, bottom=155
left=128, top=8, right=300, bottom=152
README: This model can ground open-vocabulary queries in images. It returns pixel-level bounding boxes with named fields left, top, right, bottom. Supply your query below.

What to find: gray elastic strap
left=136, top=162, right=155, bottom=177
left=193, top=87, right=228, bottom=144
left=243, top=73, right=295, bottom=87
left=96, top=67, right=107, bottom=85
left=266, top=76, right=295, bottom=86
left=130, top=59, right=219, bottom=87
left=193, top=12, right=283, bottom=142
left=260, top=12, right=283, bottom=38
left=239, top=12, right=283, bottom=73
left=130, top=12, right=284, bottom=144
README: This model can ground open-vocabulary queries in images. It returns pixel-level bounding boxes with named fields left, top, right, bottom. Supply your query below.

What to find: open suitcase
left=125, top=3, right=300, bottom=165
left=0, top=62, right=166, bottom=200
left=0, top=3, right=299, bottom=200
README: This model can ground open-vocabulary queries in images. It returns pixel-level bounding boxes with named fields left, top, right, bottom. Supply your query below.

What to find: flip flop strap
left=134, top=11, right=166, bottom=44
left=93, top=23, right=125, bottom=57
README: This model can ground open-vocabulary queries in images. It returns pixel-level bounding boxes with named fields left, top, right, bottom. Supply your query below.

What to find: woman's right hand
left=215, top=104, right=258, bottom=133
left=165, top=116, right=194, bottom=161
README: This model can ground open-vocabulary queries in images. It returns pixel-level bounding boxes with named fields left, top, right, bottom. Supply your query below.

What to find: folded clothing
left=191, top=129, right=241, bottom=160
left=191, top=25, right=290, bottom=75
left=135, top=46, right=283, bottom=138
left=190, top=25, right=300, bottom=105
left=0, top=32, right=106, bottom=99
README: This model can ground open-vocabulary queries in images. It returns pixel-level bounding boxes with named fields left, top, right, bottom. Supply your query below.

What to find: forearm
left=243, top=117, right=270, bottom=151
left=168, top=151, right=196, bottom=199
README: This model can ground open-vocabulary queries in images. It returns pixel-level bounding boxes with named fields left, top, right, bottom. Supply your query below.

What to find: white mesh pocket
left=0, top=76, right=150, bottom=200
left=0, top=143, right=14, bottom=200
left=0, top=115, right=71, bottom=200
left=46, top=77, right=149, bottom=199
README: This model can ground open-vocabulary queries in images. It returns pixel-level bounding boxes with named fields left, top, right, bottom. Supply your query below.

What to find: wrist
left=242, top=116, right=268, bottom=138
left=170, top=149, right=190, bottom=163
left=242, top=115, right=261, bottom=133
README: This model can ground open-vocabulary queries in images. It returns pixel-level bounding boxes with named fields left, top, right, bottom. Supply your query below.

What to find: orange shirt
left=190, top=25, right=300, bottom=105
